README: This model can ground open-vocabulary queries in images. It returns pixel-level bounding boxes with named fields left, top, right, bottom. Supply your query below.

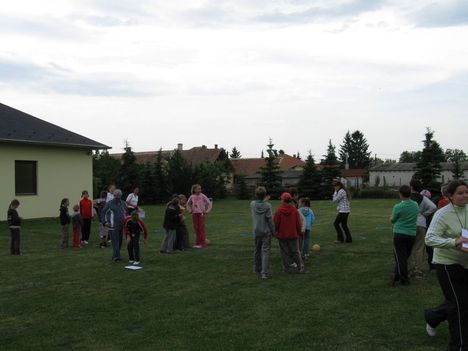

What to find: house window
left=15, top=161, right=38, bottom=195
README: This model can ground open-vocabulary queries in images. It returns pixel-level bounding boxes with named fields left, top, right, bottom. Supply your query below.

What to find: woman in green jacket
left=425, top=180, right=468, bottom=351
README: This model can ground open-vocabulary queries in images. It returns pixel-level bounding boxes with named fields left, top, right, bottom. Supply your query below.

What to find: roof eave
left=0, top=138, right=111, bottom=150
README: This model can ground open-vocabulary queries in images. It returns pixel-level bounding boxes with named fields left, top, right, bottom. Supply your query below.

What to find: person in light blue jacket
left=299, top=197, right=316, bottom=258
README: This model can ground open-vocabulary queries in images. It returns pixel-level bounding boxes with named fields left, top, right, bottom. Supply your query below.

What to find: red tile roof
left=112, top=146, right=224, bottom=166
left=231, top=155, right=305, bottom=176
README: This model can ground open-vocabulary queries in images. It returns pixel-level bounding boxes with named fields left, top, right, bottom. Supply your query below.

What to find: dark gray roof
left=0, top=103, right=110, bottom=149
left=370, top=162, right=468, bottom=172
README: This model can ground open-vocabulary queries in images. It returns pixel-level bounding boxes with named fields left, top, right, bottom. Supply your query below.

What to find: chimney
left=177, top=143, right=183, bottom=151
left=214, top=144, right=218, bottom=149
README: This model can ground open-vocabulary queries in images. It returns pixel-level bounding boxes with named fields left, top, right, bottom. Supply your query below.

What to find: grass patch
left=0, top=199, right=447, bottom=350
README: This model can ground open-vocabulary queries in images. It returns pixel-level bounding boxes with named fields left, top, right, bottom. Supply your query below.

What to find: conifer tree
left=260, top=139, right=282, bottom=197
left=414, top=128, right=444, bottom=191
left=298, top=152, right=322, bottom=199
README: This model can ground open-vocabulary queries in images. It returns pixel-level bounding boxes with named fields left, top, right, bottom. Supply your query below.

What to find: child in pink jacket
left=186, top=184, right=212, bottom=248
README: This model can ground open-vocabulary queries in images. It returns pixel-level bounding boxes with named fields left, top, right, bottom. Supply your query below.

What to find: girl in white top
left=332, top=181, right=352, bottom=243
left=126, top=187, right=139, bottom=215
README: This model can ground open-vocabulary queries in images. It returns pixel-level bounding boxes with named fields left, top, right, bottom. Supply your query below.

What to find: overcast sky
left=1, top=0, right=467, bottom=160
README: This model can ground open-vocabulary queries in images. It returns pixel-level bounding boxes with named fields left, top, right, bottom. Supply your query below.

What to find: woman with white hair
left=101, top=189, right=127, bottom=262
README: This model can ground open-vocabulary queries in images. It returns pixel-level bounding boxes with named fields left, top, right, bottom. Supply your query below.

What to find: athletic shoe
left=133, top=261, right=140, bottom=265
left=83, top=241, right=89, bottom=244
left=290, top=262, right=298, bottom=269
left=261, top=274, right=268, bottom=280
left=193, top=245, right=202, bottom=249
left=129, top=260, right=134, bottom=264
left=426, top=323, right=437, bottom=337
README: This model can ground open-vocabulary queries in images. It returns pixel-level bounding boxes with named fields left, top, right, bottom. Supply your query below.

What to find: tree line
left=93, top=144, right=231, bottom=204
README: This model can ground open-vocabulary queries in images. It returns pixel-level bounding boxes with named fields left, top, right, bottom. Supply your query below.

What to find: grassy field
left=0, top=199, right=448, bottom=351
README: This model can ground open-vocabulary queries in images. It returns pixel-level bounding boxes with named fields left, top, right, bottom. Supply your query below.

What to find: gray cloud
left=411, top=0, right=468, bottom=27
left=177, top=0, right=384, bottom=27
left=0, top=58, right=163, bottom=97
left=0, top=16, right=84, bottom=39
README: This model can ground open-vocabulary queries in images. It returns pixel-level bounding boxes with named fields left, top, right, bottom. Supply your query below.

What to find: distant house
left=0, top=103, right=109, bottom=219
left=231, top=154, right=305, bottom=188
left=369, top=162, right=468, bottom=187
left=340, top=168, right=367, bottom=189
left=112, top=143, right=228, bottom=167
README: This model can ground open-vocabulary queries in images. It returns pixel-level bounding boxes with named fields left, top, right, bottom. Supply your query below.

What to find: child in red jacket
left=274, top=192, right=304, bottom=273
left=124, top=212, right=148, bottom=265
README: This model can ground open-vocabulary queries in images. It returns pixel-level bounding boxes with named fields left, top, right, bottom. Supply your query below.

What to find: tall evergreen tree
left=167, top=149, right=193, bottom=196
left=339, top=130, right=371, bottom=168
left=414, top=128, right=445, bottom=191
left=230, top=147, right=241, bottom=159
left=235, top=175, right=251, bottom=200
left=260, top=139, right=282, bottom=197
left=117, top=142, right=141, bottom=195
left=154, top=149, right=169, bottom=202
left=298, top=152, right=322, bottom=199
left=92, top=150, right=120, bottom=195
left=321, top=140, right=341, bottom=198
left=139, top=162, right=156, bottom=203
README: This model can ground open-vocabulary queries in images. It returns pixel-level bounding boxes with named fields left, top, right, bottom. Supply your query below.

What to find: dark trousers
left=9, top=227, right=21, bottom=255
left=174, top=224, right=188, bottom=251
left=278, top=239, right=303, bottom=271
left=334, top=212, right=352, bottom=242
left=393, top=233, right=415, bottom=284
left=425, top=264, right=468, bottom=351
left=81, top=218, right=91, bottom=241
left=127, top=232, right=141, bottom=261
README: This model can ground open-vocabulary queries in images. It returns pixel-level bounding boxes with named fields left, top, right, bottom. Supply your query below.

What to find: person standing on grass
left=71, top=205, right=83, bottom=249
left=424, top=180, right=468, bottom=350
left=60, top=198, right=71, bottom=249
left=102, top=189, right=127, bottom=262
left=408, top=179, right=437, bottom=278
left=79, top=190, right=93, bottom=245
left=332, top=181, right=352, bottom=243
left=251, top=186, right=274, bottom=280
left=124, top=211, right=148, bottom=265
left=389, top=185, right=419, bottom=287
left=125, top=187, right=140, bottom=215
left=274, top=192, right=304, bottom=273
left=176, top=194, right=191, bottom=250
left=94, top=191, right=108, bottom=248
left=299, top=197, right=316, bottom=259
left=106, top=184, right=116, bottom=203
left=160, top=197, right=182, bottom=254
left=187, top=184, right=212, bottom=249
left=7, top=199, right=22, bottom=255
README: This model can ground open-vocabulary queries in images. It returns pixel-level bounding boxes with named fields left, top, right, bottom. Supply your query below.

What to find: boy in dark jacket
left=274, top=192, right=304, bottom=273
left=7, top=199, right=22, bottom=255
left=124, top=211, right=148, bottom=264
left=59, top=198, right=71, bottom=249
left=160, top=197, right=181, bottom=254
left=251, top=187, right=274, bottom=279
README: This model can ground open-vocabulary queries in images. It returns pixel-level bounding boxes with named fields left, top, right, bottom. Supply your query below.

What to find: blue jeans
left=302, top=229, right=311, bottom=256
left=109, top=226, right=123, bottom=260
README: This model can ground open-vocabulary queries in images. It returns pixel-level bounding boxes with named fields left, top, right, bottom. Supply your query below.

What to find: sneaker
left=261, top=274, right=268, bottom=280
left=426, top=323, right=437, bottom=337
left=193, top=245, right=202, bottom=249
left=290, top=262, right=298, bottom=269
left=133, top=261, right=140, bottom=265
left=129, top=260, right=134, bottom=264
left=84, top=241, right=89, bottom=245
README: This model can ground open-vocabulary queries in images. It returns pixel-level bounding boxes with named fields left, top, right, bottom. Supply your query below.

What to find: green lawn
left=0, top=199, right=448, bottom=350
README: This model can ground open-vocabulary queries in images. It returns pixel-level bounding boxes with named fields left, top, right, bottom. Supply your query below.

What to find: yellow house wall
left=0, top=144, right=93, bottom=219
